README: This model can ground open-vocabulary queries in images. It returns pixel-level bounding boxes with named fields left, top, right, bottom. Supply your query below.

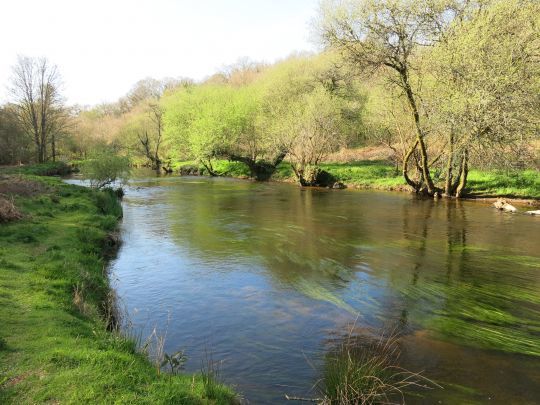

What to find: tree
left=162, top=85, right=230, bottom=175
left=81, top=146, right=131, bottom=189
left=0, top=104, right=33, bottom=165
left=318, top=0, right=454, bottom=195
left=163, top=83, right=285, bottom=180
left=260, top=54, right=364, bottom=185
left=9, top=56, right=66, bottom=163
left=425, top=0, right=540, bottom=197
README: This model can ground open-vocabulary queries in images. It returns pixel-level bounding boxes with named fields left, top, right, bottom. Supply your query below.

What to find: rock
left=332, top=182, right=346, bottom=189
left=525, top=210, right=540, bottom=216
left=493, top=199, right=517, bottom=213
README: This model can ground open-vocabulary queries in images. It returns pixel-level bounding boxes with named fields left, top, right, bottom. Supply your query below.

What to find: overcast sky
left=0, top=0, right=319, bottom=106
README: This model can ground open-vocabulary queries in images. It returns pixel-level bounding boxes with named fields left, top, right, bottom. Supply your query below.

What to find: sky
left=0, top=0, right=319, bottom=106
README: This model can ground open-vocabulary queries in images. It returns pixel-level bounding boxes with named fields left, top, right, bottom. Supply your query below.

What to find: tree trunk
left=51, top=133, right=56, bottom=162
left=455, top=149, right=469, bottom=198
left=444, top=132, right=454, bottom=196
left=200, top=159, right=217, bottom=176
left=400, top=68, right=435, bottom=195
left=229, top=151, right=286, bottom=181
left=402, top=140, right=420, bottom=191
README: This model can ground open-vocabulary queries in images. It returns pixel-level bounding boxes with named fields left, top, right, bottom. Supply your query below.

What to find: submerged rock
left=493, top=199, right=517, bottom=213
left=525, top=210, right=540, bottom=216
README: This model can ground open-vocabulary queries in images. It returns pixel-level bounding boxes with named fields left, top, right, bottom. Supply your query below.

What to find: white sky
left=0, top=0, right=319, bottom=106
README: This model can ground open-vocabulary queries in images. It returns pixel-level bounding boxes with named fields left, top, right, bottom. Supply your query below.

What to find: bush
left=81, top=150, right=130, bottom=189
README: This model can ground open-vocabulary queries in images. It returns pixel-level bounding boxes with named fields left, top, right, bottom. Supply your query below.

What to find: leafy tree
left=318, top=0, right=455, bottom=194
left=260, top=54, right=364, bottom=185
left=425, top=0, right=540, bottom=196
left=81, top=146, right=131, bottom=189
left=163, top=85, right=234, bottom=175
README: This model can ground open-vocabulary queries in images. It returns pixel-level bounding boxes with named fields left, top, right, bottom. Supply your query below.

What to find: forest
left=1, top=0, right=538, bottom=198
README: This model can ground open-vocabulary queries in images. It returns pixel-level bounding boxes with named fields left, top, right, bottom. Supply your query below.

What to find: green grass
left=466, top=169, right=540, bottom=198
left=175, top=159, right=539, bottom=199
left=1, top=161, right=74, bottom=177
left=0, top=172, right=236, bottom=404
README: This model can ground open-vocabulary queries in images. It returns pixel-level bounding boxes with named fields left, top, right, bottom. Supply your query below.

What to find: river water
left=104, top=174, right=539, bottom=404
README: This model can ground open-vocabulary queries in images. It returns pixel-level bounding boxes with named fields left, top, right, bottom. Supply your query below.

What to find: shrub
left=0, top=196, right=22, bottom=223
left=81, top=149, right=130, bottom=190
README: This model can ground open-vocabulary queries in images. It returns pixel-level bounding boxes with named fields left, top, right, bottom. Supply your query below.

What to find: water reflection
left=108, top=175, right=540, bottom=403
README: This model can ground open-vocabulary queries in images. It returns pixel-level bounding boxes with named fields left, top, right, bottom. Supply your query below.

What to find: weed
left=201, top=349, right=226, bottom=399
left=317, top=326, right=437, bottom=404
left=161, top=350, right=188, bottom=375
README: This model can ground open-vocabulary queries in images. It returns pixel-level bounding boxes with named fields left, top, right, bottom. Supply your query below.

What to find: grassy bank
left=175, top=159, right=540, bottom=200
left=0, top=172, right=235, bottom=404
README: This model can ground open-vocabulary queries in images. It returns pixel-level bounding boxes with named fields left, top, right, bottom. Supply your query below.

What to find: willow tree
left=318, top=0, right=453, bottom=195
left=260, top=54, right=364, bottom=186
left=426, top=0, right=540, bottom=197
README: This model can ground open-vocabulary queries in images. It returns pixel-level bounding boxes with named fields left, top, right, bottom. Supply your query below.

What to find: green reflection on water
left=159, top=178, right=540, bottom=356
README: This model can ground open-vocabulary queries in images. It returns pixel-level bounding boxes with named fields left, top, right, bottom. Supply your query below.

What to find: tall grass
left=317, top=327, right=437, bottom=404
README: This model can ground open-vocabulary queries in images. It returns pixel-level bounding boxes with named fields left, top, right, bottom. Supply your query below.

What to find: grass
left=466, top=169, right=540, bottom=198
left=0, top=161, right=74, bottom=176
left=318, top=327, right=436, bottom=404
left=175, top=158, right=539, bottom=199
left=0, top=171, right=236, bottom=404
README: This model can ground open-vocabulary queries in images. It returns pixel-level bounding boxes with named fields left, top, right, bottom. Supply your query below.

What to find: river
left=101, top=174, right=540, bottom=404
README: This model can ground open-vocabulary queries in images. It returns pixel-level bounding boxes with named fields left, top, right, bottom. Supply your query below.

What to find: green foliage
left=425, top=0, right=540, bottom=170
left=80, top=148, right=131, bottom=189
left=0, top=104, right=32, bottom=165
left=161, top=350, right=188, bottom=375
left=163, top=53, right=365, bottom=182
left=163, top=84, right=262, bottom=171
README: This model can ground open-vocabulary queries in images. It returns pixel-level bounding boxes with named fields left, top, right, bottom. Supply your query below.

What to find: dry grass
left=326, top=146, right=393, bottom=163
left=0, top=176, right=48, bottom=197
left=0, top=196, right=22, bottom=223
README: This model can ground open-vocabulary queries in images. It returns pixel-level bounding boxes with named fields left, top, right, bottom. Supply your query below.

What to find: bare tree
left=9, top=56, right=65, bottom=163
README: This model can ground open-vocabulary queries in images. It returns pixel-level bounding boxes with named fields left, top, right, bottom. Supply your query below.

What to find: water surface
left=107, top=174, right=540, bottom=403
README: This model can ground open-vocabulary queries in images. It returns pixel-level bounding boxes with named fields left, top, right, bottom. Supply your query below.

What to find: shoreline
left=0, top=173, right=236, bottom=404
left=175, top=169, right=540, bottom=208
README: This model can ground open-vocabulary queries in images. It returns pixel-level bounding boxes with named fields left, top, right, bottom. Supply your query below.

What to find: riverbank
left=0, top=171, right=236, bottom=403
left=175, top=159, right=540, bottom=202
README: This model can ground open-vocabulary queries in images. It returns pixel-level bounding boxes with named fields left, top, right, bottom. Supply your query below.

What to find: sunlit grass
left=172, top=158, right=539, bottom=198
left=0, top=173, right=236, bottom=404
